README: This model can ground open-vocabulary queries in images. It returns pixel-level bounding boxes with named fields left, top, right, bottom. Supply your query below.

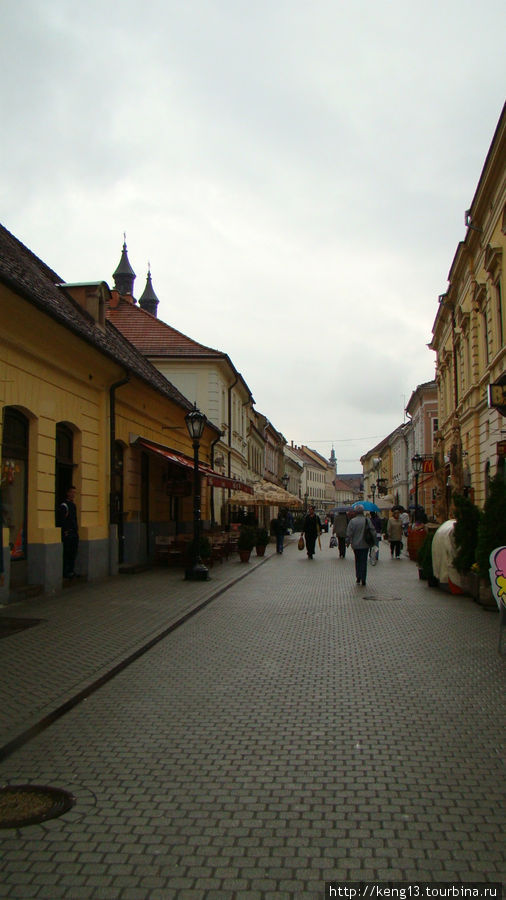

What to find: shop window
left=2, top=408, right=28, bottom=560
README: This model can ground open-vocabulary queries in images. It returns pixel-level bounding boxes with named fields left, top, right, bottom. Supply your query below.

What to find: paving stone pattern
left=0, top=538, right=505, bottom=898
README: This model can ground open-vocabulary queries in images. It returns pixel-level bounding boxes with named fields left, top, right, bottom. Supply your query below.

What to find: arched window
left=2, top=408, right=29, bottom=560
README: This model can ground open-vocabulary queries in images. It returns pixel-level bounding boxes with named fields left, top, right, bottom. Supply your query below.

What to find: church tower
left=138, top=267, right=160, bottom=317
left=113, top=237, right=136, bottom=297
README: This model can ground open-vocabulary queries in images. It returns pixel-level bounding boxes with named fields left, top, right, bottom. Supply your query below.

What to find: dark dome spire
left=139, top=265, right=159, bottom=317
left=113, top=234, right=136, bottom=297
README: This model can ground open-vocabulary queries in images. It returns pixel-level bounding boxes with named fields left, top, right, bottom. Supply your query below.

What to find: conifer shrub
left=452, top=492, right=481, bottom=573
left=476, top=474, right=506, bottom=577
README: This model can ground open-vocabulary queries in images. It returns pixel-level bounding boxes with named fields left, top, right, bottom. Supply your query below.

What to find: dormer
left=59, top=281, right=110, bottom=329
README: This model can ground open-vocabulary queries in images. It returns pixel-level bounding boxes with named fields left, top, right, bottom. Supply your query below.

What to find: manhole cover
left=0, top=617, right=43, bottom=639
left=0, top=784, right=76, bottom=828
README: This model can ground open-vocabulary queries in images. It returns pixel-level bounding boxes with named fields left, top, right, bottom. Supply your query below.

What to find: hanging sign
left=488, top=377, right=506, bottom=416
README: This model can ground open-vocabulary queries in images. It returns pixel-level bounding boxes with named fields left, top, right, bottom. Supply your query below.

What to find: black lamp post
left=185, top=403, right=209, bottom=581
left=281, top=473, right=289, bottom=492
left=411, top=453, right=423, bottom=523
left=371, top=482, right=376, bottom=504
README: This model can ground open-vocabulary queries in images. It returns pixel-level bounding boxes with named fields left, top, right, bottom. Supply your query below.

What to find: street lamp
left=281, top=473, right=289, bottom=492
left=184, top=403, right=209, bottom=581
left=411, top=453, right=423, bottom=523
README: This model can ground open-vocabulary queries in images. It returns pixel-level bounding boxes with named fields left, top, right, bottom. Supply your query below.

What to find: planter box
left=469, top=572, right=496, bottom=609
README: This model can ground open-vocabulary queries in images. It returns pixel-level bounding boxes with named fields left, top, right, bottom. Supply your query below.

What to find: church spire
left=113, top=234, right=136, bottom=297
left=138, top=264, right=159, bottom=317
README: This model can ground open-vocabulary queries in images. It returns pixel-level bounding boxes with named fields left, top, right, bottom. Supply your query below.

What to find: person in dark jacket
left=59, top=486, right=79, bottom=578
left=303, top=506, right=321, bottom=559
left=370, top=511, right=383, bottom=538
left=274, top=511, right=286, bottom=554
left=332, top=511, right=348, bottom=558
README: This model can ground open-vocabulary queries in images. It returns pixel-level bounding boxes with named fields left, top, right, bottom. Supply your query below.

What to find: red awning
left=207, top=474, right=253, bottom=493
left=134, top=438, right=253, bottom=494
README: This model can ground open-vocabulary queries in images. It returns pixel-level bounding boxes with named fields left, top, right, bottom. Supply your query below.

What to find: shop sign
left=488, top=378, right=506, bottom=416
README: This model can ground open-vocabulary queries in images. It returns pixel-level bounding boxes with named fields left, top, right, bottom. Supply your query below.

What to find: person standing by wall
left=346, top=505, right=377, bottom=586
left=59, top=485, right=79, bottom=578
left=387, top=508, right=403, bottom=559
left=303, top=505, right=321, bottom=560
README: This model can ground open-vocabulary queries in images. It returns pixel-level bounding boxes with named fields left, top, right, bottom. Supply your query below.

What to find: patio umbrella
left=351, top=500, right=380, bottom=513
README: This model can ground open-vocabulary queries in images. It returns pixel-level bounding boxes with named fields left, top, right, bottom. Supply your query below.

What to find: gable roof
left=0, top=223, right=198, bottom=415
left=107, top=294, right=254, bottom=400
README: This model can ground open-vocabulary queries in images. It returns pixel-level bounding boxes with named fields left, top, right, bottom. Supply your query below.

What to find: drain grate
left=363, top=595, right=403, bottom=601
left=0, top=617, right=43, bottom=639
left=0, top=784, right=76, bottom=828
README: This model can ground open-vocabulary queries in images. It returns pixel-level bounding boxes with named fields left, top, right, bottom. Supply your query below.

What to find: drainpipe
left=227, top=377, right=238, bottom=527
left=109, top=374, right=130, bottom=523
left=451, top=307, right=459, bottom=411
left=210, top=432, right=221, bottom=526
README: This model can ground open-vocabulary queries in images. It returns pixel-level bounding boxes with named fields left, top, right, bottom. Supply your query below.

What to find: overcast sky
left=2, top=2, right=505, bottom=472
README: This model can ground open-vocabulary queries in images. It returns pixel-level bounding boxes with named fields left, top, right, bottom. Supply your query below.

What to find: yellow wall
left=1, top=288, right=218, bottom=565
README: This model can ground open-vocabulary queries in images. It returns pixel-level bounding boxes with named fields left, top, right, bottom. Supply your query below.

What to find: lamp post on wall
left=411, top=453, right=423, bottom=523
left=185, top=403, right=209, bottom=581
left=281, top=473, right=289, bottom=492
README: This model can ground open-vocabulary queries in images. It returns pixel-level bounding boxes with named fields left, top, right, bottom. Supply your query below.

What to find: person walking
left=346, top=504, right=377, bottom=586
left=370, top=510, right=383, bottom=540
left=274, top=510, right=286, bottom=554
left=59, top=485, right=79, bottom=578
left=332, top=510, right=348, bottom=558
left=387, top=508, right=403, bottom=559
left=303, top=505, right=321, bottom=560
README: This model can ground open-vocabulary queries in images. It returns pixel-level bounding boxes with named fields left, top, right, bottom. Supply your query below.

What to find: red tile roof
left=107, top=295, right=254, bottom=401
left=107, top=297, right=224, bottom=358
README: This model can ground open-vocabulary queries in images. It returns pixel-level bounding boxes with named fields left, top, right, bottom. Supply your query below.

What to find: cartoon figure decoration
left=489, top=546, right=506, bottom=611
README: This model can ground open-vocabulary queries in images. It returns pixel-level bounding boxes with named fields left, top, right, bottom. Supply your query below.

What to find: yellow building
left=0, top=224, right=221, bottom=601
left=107, top=243, right=254, bottom=528
left=429, top=103, right=506, bottom=515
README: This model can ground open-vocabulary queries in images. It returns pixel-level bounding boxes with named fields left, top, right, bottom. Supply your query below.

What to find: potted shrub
left=255, top=527, right=270, bottom=557
left=188, top=535, right=211, bottom=566
left=451, top=492, right=481, bottom=596
left=417, top=531, right=439, bottom=587
left=475, top=474, right=506, bottom=607
left=452, top=493, right=481, bottom=572
left=237, top=525, right=257, bottom=562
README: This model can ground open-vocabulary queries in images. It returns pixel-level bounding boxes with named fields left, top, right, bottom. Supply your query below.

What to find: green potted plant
left=188, top=535, right=211, bottom=565
left=237, top=525, right=257, bottom=562
left=452, top=493, right=481, bottom=574
left=417, top=531, right=438, bottom=587
left=475, top=474, right=506, bottom=607
left=255, top=527, right=270, bottom=557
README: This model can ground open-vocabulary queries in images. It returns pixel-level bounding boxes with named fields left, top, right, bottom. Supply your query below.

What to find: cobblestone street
left=1, top=537, right=505, bottom=898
